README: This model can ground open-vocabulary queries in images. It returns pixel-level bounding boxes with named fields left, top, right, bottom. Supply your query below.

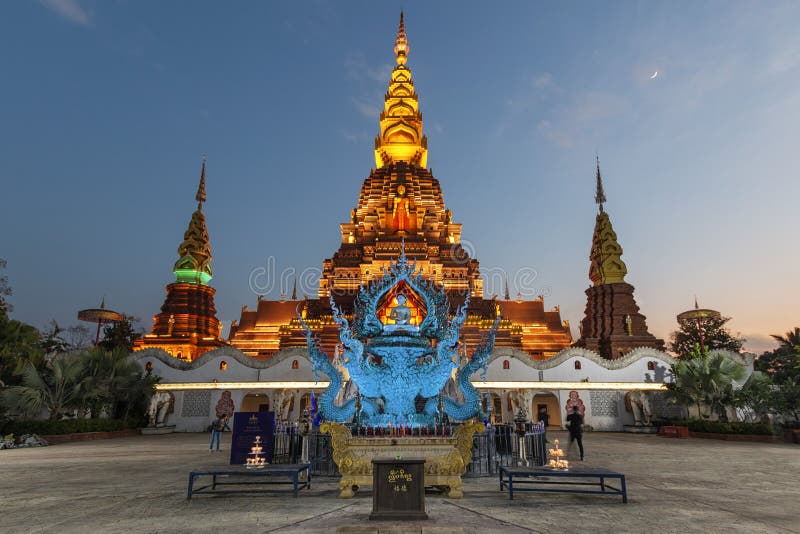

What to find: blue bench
left=187, top=464, right=311, bottom=499
left=499, top=465, right=627, bottom=503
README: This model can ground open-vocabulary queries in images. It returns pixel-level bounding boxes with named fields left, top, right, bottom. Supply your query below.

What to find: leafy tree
left=771, top=327, right=800, bottom=350
left=64, top=324, right=94, bottom=351
left=756, top=348, right=800, bottom=384
left=756, top=327, right=800, bottom=384
left=666, top=346, right=745, bottom=420
left=0, top=355, right=84, bottom=419
left=0, top=314, right=43, bottom=387
left=732, top=371, right=774, bottom=423
left=669, top=315, right=744, bottom=357
left=1, top=348, right=157, bottom=423
left=41, top=320, right=70, bottom=354
left=0, top=258, right=11, bottom=316
left=77, top=348, right=157, bottom=420
left=773, top=378, right=800, bottom=426
left=99, top=315, right=142, bottom=352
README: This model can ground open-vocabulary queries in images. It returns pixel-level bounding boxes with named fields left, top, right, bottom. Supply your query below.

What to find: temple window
left=503, top=360, right=510, bottom=370
left=574, top=360, right=582, bottom=370
left=145, top=361, right=153, bottom=372
left=219, top=361, right=227, bottom=371
left=291, top=360, right=299, bottom=370
left=647, top=361, right=655, bottom=371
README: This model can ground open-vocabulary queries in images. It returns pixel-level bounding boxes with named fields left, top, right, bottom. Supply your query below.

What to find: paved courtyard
left=1, top=431, right=797, bottom=533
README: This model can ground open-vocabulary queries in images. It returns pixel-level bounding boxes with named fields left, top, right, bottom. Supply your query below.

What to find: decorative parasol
left=78, top=297, right=124, bottom=346
left=676, top=298, right=721, bottom=350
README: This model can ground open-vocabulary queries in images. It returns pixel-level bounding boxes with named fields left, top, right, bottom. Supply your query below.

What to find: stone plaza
left=1, top=432, right=797, bottom=533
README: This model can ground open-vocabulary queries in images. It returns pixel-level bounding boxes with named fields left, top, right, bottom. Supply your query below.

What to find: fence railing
left=270, top=422, right=546, bottom=478
left=465, top=424, right=546, bottom=477
left=272, top=428, right=339, bottom=476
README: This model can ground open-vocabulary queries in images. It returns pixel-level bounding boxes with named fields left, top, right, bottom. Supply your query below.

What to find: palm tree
left=0, top=355, right=83, bottom=419
left=666, top=345, right=745, bottom=420
left=771, top=327, right=800, bottom=350
left=703, top=352, right=746, bottom=420
left=76, top=348, right=155, bottom=419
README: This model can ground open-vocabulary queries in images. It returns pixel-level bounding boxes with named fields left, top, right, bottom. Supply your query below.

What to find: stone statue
left=281, top=394, right=294, bottom=422
left=629, top=391, right=643, bottom=425
left=519, top=390, right=534, bottom=420
left=628, top=390, right=653, bottom=426
left=640, top=391, right=653, bottom=426
left=388, top=293, right=412, bottom=325
left=147, top=391, right=174, bottom=428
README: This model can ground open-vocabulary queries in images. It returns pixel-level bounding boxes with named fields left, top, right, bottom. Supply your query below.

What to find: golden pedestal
left=321, top=421, right=484, bottom=498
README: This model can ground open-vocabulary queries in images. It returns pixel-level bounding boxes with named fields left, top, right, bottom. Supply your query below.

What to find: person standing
left=566, top=405, right=584, bottom=461
left=209, top=416, right=224, bottom=452
left=537, top=407, right=550, bottom=442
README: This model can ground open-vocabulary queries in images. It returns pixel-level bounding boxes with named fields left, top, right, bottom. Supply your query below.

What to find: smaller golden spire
left=394, top=11, right=409, bottom=65
left=588, top=160, right=627, bottom=286
left=174, top=157, right=213, bottom=285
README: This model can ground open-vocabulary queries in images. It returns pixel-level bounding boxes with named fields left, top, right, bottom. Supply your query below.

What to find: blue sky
left=2, top=1, right=798, bottom=353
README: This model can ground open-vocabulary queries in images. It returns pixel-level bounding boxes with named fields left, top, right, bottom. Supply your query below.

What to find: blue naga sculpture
left=300, top=245, right=500, bottom=427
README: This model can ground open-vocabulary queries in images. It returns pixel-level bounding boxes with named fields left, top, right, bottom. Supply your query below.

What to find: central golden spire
left=374, top=12, right=428, bottom=169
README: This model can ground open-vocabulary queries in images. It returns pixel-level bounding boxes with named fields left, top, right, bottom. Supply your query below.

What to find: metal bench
left=499, top=465, right=627, bottom=503
left=187, top=464, right=311, bottom=499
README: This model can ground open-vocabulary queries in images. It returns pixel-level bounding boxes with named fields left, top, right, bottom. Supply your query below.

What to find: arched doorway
left=241, top=393, right=270, bottom=413
left=533, top=393, right=561, bottom=428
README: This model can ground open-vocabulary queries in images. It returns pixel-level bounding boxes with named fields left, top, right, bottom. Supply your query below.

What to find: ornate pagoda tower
left=134, top=158, right=225, bottom=361
left=574, top=159, right=664, bottom=359
left=229, top=14, right=573, bottom=359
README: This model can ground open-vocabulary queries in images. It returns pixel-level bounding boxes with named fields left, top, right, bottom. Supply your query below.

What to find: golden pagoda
left=229, top=14, right=573, bottom=360
left=134, top=157, right=225, bottom=361
left=574, top=158, right=664, bottom=359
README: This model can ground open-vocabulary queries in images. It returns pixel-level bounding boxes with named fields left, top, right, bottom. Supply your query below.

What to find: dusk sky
left=2, top=1, right=798, bottom=353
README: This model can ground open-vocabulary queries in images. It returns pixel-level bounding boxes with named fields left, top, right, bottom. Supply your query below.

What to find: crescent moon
left=650, top=71, right=658, bottom=79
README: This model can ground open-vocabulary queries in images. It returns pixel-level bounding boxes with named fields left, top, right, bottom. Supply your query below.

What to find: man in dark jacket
left=537, top=407, right=550, bottom=442
left=566, top=406, right=584, bottom=461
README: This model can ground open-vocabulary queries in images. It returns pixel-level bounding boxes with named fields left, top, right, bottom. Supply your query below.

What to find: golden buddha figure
left=393, top=185, right=411, bottom=233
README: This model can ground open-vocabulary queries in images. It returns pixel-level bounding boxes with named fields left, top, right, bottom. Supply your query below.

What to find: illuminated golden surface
left=374, top=13, right=428, bottom=169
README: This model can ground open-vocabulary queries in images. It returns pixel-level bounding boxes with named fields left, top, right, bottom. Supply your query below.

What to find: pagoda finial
left=504, top=276, right=511, bottom=300
left=196, top=155, right=207, bottom=209
left=595, top=155, right=607, bottom=212
left=694, top=295, right=699, bottom=309
left=394, top=11, right=409, bottom=65
left=292, top=277, right=298, bottom=300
